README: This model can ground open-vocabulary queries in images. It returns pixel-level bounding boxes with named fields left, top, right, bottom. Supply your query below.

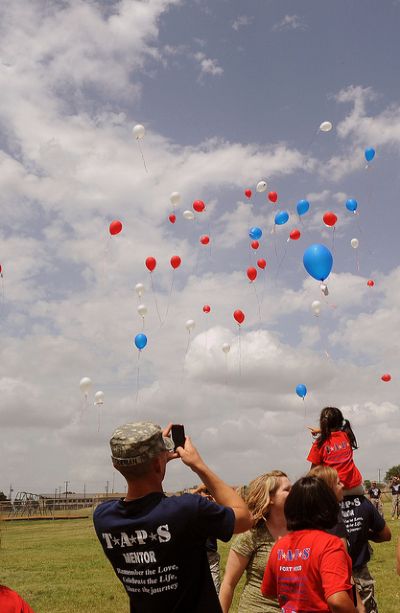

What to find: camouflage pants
left=207, top=550, right=221, bottom=593
left=353, top=565, right=378, bottom=613
left=370, top=498, right=383, bottom=517
left=392, top=495, right=400, bottom=518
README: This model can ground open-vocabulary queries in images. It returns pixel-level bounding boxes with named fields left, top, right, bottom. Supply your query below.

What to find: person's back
left=307, top=407, right=362, bottom=492
left=340, top=494, right=391, bottom=612
left=93, top=421, right=252, bottom=613
left=94, top=492, right=232, bottom=612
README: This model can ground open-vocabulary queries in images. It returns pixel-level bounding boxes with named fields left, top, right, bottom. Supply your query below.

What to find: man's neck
left=124, top=481, right=163, bottom=501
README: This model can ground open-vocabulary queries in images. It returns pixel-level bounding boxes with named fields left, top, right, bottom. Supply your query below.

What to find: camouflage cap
left=110, top=422, right=174, bottom=466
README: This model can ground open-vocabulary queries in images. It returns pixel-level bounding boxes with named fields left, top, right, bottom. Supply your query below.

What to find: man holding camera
left=93, top=421, right=252, bottom=613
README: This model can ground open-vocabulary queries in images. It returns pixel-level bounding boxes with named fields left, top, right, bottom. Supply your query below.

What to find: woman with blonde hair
left=219, top=470, right=291, bottom=612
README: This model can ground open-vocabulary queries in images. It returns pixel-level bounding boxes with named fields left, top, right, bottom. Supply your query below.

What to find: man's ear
left=152, top=455, right=163, bottom=475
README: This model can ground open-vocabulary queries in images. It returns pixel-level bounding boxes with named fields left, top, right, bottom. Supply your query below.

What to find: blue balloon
left=296, top=384, right=307, bottom=399
left=296, top=199, right=310, bottom=216
left=303, top=244, right=333, bottom=282
left=274, top=211, right=289, bottom=226
left=365, top=147, right=375, bottom=162
left=134, top=333, right=148, bottom=350
left=249, top=227, right=262, bottom=240
left=345, top=198, right=358, bottom=213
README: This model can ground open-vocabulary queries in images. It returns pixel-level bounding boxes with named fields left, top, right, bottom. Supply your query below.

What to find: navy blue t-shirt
left=93, top=492, right=234, bottom=613
left=340, top=495, right=385, bottom=570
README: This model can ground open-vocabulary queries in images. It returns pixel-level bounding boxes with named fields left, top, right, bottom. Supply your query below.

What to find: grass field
left=1, top=502, right=399, bottom=612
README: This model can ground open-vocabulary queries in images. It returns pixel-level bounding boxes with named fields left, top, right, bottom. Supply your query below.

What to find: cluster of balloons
left=79, top=377, right=104, bottom=406
left=145, top=256, right=182, bottom=272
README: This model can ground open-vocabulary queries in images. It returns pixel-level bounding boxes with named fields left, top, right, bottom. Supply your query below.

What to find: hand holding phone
left=171, top=424, right=185, bottom=450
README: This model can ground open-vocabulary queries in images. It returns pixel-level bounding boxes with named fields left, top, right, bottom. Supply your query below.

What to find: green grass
left=1, top=502, right=399, bottom=612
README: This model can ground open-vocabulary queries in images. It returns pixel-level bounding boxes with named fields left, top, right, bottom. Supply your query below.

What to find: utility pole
left=378, top=469, right=382, bottom=485
left=83, top=483, right=86, bottom=499
left=8, top=484, right=13, bottom=502
left=64, top=481, right=69, bottom=501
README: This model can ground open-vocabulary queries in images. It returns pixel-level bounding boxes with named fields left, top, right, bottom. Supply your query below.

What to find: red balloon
left=169, top=214, right=176, bottom=224
left=233, top=309, right=245, bottom=325
left=193, top=200, right=205, bottom=213
left=323, top=211, right=337, bottom=227
left=145, top=256, right=156, bottom=272
left=247, top=267, right=257, bottom=282
left=170, top=255, right=181, bottom=269
left=233, top=309, right=244, bottom=326
left=289, top=229, right=301, bottom=241
left=203, top=305, right=211, bottom=313
left=257, top=258, right=267, bottom=270
left=109, top=220, right=122, bottom=235
left=251, top=240, right=259, bottom=250
left=244, top=189, right=252, bottom=199
left=200, top=235, right=210, bottom=245
left=367, top=279, right=375, bottom=287
left=268, top=191, right=278, bottom=203
left=381, top=373, right=391, bottom=382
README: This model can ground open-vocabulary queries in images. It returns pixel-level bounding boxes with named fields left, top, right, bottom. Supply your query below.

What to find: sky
left=0, top=0, right=399, bottom=497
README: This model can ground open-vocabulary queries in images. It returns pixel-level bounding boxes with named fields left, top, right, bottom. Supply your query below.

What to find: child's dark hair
left=317, top=406, right=358, bottom=450
left=284, top=476, right=339, bottom=531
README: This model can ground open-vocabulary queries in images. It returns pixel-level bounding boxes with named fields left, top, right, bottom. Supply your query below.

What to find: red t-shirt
left=0, top=586, right=35, bottom=613
left=261, top=530, right=352, bottom=612
left=307, top=430, right=362, bottom=489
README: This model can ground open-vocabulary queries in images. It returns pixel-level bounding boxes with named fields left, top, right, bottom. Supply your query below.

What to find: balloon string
left=137, top=140, right=148, bottom=174
left=317, top=315, right=331, bottom=359
left=186, top=330, right=191, bottom=354
left=331, top=226, right=336, bottom=255
left=97, top=406, right=102, bottom=433
left=149, top=273, right=162, bottom=324
left=136, top=350, right=141, bottom=404
left=356, top=251, right=360, bottom=273
left=238, top=325, right=242, bottom=377
left=260, top=269, right=267, bottom=307
left=252, top=282, right=262, bottom=323
left=275, top=240, right=288, bottom=282
left=0, top=276, right=5, bottom=317
left=305, top=126, right=319, bottom=150
left=162, top=272, right=175, bottom=326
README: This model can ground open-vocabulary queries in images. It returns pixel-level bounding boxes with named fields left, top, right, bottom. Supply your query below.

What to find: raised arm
left=177, top=436, right=252, bottom=533
left=219, top=549, right=249, bottom=613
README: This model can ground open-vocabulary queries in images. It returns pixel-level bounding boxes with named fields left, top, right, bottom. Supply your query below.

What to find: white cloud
left=194, top=52, right=224, bottom=77
left=272, top=14, right=307, bottom=32
left=232, top=15, right=253, bottom=31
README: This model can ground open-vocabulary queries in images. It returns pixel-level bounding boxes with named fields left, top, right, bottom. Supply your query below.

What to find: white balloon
left=79, top=377, right=92, bottom=394
left=170, top=192, right=181, bottom=207
left=319, top=121, right=333, bottom=132
left=222, top=343, right=231, bottom=354
left=183, top=210, right=195, bottom=221
left=311, top=300, right=321, bottom=316
left=94, top=391, right=104, bottom=405
left=351, top=238, right=359, bottom=249
left=185, top=319, right=195, bottom=331
left=137, top=304, right=147, bottom=317
left=135, top=283, right=145, bottom=297
left=133, top=124, right=145, bottom=139
left=256, top=180, right=268, bottom=193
